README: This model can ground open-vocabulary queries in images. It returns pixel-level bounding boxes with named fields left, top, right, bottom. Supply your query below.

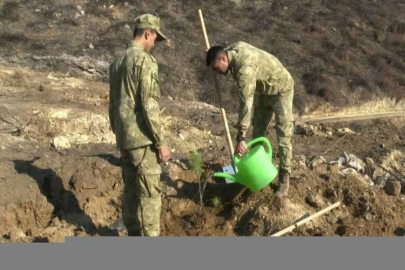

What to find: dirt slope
left=1, top=65, right=405, bottom=241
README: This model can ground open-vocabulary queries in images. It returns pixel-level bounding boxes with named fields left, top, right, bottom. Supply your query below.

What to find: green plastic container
left=214, top=137, right=278, bottom=192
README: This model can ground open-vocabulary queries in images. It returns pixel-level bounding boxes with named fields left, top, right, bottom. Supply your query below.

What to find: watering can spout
left=214, top=172, right=238, bottom=183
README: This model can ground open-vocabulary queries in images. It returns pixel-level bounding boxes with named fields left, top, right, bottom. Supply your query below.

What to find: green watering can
left=214, top=137, right=278, bottom=192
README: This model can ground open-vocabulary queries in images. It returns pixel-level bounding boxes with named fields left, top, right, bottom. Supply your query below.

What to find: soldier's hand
left=159, top=146, right=171, bottom=162
left=236, top=141, right=248, bottom=156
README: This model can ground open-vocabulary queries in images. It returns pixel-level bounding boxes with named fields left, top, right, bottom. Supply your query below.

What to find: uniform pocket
left=151, top=72, right=161, bottom=101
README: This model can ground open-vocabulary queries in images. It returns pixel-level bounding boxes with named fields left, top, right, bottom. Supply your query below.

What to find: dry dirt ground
left=1, top=65, right=405, bottom=242
left=1, top=0, right=405, bottom=242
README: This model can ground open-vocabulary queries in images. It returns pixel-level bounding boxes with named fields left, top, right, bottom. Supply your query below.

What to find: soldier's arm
left=236, top=65, right=257, bottom=140
left=139, top=57, right=165, bottom=149
left=108, top=63, right=116, bottom=133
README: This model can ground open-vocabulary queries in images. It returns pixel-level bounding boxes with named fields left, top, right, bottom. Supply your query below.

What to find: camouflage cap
left=134, top=14, right=168, bottom=42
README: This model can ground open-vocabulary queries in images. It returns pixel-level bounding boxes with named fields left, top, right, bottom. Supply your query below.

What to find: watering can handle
left=246, top=137, right=273, bottom=158
left=233, top=137, right=273, bottom=164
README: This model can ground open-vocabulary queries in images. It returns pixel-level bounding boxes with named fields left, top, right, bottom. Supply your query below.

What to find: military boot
left=275, top=170, right=290, bottom=198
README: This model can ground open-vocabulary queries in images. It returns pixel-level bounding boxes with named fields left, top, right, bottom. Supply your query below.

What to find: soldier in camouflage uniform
left=109, top=14, right=170, bottom=236
left=206, top=42, right=294, bottom=198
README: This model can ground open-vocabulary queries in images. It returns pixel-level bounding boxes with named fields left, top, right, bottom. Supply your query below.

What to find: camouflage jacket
left=225, top=42, right=294, bottom=137
left=109, top=40, right=164, bottom=149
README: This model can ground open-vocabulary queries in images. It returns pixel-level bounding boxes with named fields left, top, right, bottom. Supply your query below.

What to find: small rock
left=110, top=217, right=126, bottom=232
left=89, top=43, right=94, bottom=49
left=168, top=95, right=174, bottom=101
left=364, top=213, right=373, bottom=222
left=283, top=6, right=288, bottom=10
left=394, top=228, right=405, bottom=236
left=385, top=181, right=402, bottom=196
left=0, top=235, right=7, bottom=243
left=173, top=159, right=188, bottom=170
left=341, top=168, right=359, bottom=175
left=9, top=228, right=26, bottom=242
left=52, top=136, right=71, bottom=150
left=35, top=9, right=41, bottom=13
left=257, top=206, right=269, bottom=217
left=51, top=217, right=62, bottom=227
left=165, top=187, right=177, bottom=196
left=351, top=174, right=374, bottom=186
left=337, top=127, right=356, bottom=135
left=305, top=193, right=325, bottom=208
left=365, top=157, right=377, bottom=176
left=325, top=214, right=338, bottom=224
left=295, top=124, right=314, bottom=136
left=49, top=109, right=69, bottom=119
left=374, top=31, right=385, bottom=43
left=297, top=155, right=307, bottom=167
left=38, top=84, right=45, bottom=91
left=297, top=155, right=306, bottom=163
left=176, top=181, right=184, bottom=189
left=308, top=156, right=326, bottom=169
left=338, top=152, right=366, bottom=173
left=124, top=24, right=130, bottom=29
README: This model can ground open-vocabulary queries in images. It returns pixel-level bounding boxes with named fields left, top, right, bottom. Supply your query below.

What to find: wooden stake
left=271, top=201, right=341, bottom=237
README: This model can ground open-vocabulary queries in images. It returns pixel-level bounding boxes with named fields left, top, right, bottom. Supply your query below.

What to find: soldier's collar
left=126, top=40, right=145, bottom=51
left=226, top=50, right=236, bottom=75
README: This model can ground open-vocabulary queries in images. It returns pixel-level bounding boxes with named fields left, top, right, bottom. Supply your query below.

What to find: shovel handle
left=199, top=9, right=211, bottom=49
left=198, top=9, right=235, bottom=164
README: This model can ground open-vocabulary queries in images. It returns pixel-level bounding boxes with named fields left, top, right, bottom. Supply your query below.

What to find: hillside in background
left=0, top=0, right=404, bottom=114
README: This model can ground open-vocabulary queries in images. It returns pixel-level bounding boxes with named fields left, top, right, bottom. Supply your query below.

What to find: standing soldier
left=109, top=14, right=170, bottom=236
left=206, top=42, right=294, bottom=197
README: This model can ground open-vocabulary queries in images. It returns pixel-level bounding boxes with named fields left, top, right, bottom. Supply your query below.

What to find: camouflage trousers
left=252, top=88, right=294, bottom=174
left=120, top=145, right=162, bottom=236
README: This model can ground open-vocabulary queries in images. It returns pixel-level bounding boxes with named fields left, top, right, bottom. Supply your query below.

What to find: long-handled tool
left=270, top=201, right=341, bottom=236
left=198, top=9, right=237, bottom=176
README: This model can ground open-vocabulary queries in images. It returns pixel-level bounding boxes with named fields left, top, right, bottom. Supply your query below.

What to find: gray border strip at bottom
left=0, top=237, right=403, bottom=270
